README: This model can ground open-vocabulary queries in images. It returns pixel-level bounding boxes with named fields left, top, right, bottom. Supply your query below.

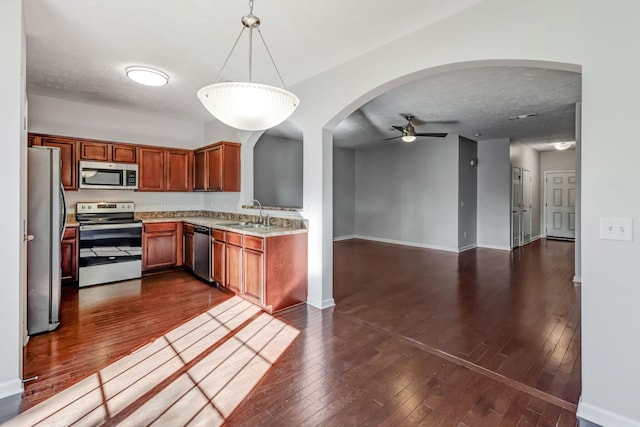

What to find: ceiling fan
left=386, top=115, right=448, bottom=142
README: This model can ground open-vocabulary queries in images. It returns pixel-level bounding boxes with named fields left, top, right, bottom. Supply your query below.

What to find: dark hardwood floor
left=15, top=238, right=580, bottom=426
left=22, top=271, right=233, bottom=411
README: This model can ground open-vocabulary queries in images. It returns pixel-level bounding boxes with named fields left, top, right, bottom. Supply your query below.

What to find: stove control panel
left=77, top=202, right=135, bottom=213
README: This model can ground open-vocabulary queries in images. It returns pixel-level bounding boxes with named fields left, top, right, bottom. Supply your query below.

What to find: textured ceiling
left=24, top=0, right=481, bottom=122
left=24, top=2, right=580, bottom=151
left=331, top=66, right=581, bottom=150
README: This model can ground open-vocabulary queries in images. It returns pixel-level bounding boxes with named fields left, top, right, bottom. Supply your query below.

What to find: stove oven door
left=79, top=223, right=142, bottom=287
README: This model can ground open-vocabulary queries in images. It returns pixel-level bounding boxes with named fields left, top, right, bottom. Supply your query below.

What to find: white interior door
left=545, top=171, right=576, bottom=240
left=522, top=169, right=533, bottom=243
left=511, top=167, right=522, bottom=248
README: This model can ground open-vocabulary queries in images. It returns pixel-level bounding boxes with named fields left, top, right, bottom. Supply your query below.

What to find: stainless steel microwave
left=78, top=161, right=138, bottom=190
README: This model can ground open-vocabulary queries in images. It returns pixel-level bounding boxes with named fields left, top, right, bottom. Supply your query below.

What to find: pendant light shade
left=198, top=82, right=299, bottom=131
left=197, top=0, right=298, bottom=131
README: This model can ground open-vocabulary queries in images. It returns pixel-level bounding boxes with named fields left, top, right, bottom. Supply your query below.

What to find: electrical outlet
left=600, top=217, right=633, bottom=241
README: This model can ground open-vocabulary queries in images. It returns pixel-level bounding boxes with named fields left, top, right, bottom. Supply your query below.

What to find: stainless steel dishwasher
left=193, top=225, right=213, bottom=283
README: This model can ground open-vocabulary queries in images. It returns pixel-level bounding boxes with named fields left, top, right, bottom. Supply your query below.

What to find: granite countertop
left=141, top=216, right=306, bottom=238
left=65, top=210, right=307, bottom=237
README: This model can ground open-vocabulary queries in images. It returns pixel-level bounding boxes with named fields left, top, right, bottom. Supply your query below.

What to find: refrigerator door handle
left=60, top=183, right=67, bottom=241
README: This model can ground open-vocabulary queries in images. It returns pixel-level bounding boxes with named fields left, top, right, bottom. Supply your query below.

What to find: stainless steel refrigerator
left=27, top=146, right=67, bottom=335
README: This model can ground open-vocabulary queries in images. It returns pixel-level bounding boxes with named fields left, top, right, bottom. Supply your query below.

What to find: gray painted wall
left=354, top=135, right=459, bottom=251
left=510, top=141, right=541, bottom=238
left=477, top=139, right=511, bottom=249
left=333, top=148, right=356, bottom=238
left=458, top=137, right=478, bottom=249
left=253, top=134, right=303, bottom=208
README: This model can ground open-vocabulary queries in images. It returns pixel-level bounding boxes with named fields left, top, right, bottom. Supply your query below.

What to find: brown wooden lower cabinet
left=211, top=229, right=226, bottom=286
left=61, top=227, right=78, bottom=282
left=221, top=231, right=308, bottom=313
left=142, top=222, right=183, bottom=272
left=183, top=223, right=194, bottom=271
left=225, top=232, right=243, bottom=294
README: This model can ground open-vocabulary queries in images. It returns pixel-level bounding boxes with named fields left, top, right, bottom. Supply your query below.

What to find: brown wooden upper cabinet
left=137, top=146, right=166, bottom=191
left=138, top=146, right=193, bottom=192
left=80, top=140, right=137, bottom=163
left=193, top=142, right=241, bottom=192
left=30, top=134, right=78, bottom=190
left=165, top=149, right=193, bottom=192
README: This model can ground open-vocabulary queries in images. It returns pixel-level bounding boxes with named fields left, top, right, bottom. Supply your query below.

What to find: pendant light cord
left=256, top=27, right=288, bottom=90
left=212, top=0, right=288, bottom=89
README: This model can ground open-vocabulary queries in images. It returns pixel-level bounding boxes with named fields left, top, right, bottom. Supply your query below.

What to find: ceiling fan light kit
left=402, top=135, right=417, bottom=143
left=197, top=0, right=299, bottom=131
left=386, top=115, right=448, bottom=142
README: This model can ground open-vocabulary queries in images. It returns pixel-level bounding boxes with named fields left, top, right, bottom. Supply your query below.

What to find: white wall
left=458, top=137, right=478, bottom=249
left=0, top=0, right=25, bottom=399
left=477, top=139, right=511, bottom=250
left=580, top=2, right=640, bottom=425
left=333, top=148, right=356, bottom=239
left=540, top=149, right=576, bottom=172
left=29, top=95, right=204, bottom=149
left=253, top=135, right=303, bottom=208
left=510, top=141, right=542, bottom=238
left=354, top=135, right=459, bottom=251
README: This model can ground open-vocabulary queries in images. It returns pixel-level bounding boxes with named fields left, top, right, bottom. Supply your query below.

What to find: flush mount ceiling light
left=197, top=0, right=299, bottom=131
left=509, top=113, right=537, bottom=120
left=553, top=141, right=573, bottom=150
left=473, top=132, right=482, bottom=137
left=125, top=66, right=169, bottom=86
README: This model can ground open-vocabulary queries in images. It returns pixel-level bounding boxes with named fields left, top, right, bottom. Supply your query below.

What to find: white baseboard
left=530, top=235, right=541, bottom=242
left=354, top=235, right=459, bottom=253
left=476, top=243, right=511, bottom=251
left=307, top=297, right=335, bottom=310
left=458, top=244, right=477, bottom=253
left=0, top=378, right=23, bottom=400
left=333, top=235, right=356, bottom=242
left=578, top=398, right=640, bottom=427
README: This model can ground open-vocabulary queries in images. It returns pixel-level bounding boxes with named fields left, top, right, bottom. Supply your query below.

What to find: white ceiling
left=331, top=66, right=581, bottom=150
left=24, top=1, right=580, bottom=151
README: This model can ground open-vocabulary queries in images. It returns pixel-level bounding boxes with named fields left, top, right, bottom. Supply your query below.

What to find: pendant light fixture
left=197, top=0, right=299, bottom=131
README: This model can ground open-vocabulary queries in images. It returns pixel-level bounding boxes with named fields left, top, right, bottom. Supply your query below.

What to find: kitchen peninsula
left=66, top=209, right=308, bottom=314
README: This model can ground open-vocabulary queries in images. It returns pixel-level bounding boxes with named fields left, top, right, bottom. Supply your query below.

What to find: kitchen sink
left=220, top=222, right=270, bottom=229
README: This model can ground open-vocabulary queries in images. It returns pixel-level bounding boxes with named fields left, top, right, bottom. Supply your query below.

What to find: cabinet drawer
left=212, top=229, right=226, bottom=242
left=226, top=231, right=243, bottom=246
left=144, top=222, right=178, bottom=233
left=183, top=223, right=194, bottom=235
left=244, top=235, right=264, bottom=252
left=63, top=226, right=77, bottom=239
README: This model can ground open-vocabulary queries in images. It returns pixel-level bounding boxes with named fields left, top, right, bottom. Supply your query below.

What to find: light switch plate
left=600, top=217, right=633, bottom=241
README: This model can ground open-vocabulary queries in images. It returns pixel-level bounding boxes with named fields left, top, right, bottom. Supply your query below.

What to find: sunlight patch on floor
left=6, top=297, right=299, bottom=426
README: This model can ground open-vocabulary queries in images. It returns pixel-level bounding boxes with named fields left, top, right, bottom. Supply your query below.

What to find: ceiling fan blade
left=391, top=125, right=404, bottom=132
left=384, top=136, right=402, bottom=141
left=416, top=133, right=448, bottom=138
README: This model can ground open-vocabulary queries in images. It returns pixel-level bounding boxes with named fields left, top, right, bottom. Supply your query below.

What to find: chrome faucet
left=248, top=199, right=263, bottom=224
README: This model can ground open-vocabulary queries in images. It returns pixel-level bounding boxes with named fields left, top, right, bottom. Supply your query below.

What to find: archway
left=310, top=59, right=581, bottom=307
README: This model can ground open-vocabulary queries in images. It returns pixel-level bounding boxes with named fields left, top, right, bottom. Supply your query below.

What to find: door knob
left=24, top=234, right=34, bottom=242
